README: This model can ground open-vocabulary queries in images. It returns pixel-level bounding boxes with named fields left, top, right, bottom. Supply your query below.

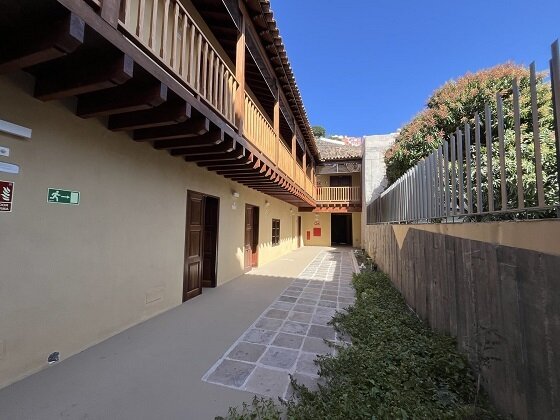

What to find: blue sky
left=272, top=0, right=560, bottom=137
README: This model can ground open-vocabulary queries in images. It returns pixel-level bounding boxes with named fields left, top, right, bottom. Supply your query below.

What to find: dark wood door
left=244, top=204, right=259, bottom=270
left=183, top=191, right=204, bottom=301
left=297, top=216, right=302, bottom=248
left=202, top=196, right=219, bottom=288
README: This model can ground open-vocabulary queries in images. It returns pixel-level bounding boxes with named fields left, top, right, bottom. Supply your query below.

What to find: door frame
left=202, top=194, right=220, bottom=288
left=244, top=203, right=259, bottom=271
left=183, top=190, right=220, bottom=302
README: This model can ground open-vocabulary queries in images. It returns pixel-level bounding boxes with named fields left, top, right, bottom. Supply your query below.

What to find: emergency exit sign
left=47, top=188, right=80, bottom=205
left=0, top=180, right=14, bottom=212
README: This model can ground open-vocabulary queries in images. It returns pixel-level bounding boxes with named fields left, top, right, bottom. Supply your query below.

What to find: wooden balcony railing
left=278, top=141, right=293, bottom=179
left=305, top=175, right=315, bottom=198
left=120, top=0, right=238, bottom=124
left=244, top=93, right=276, bottom=159
left=116, top=0, right=315, bottom=201
left=317, top=187, right=361, bottom=203
left=295, top=164, right=305, bottom=189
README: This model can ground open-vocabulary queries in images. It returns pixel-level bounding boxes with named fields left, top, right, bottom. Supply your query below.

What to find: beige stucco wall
left=300, top=211, right=361, bottom=248
left=0, top=73, right=300, bottom=389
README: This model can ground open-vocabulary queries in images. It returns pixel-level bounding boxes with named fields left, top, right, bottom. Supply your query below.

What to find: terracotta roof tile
left=317, top=140, right=363, bottom=161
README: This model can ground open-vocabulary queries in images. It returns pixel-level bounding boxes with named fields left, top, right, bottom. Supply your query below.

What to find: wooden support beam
left=171, top=139, right=235, bottom=157
left=194, top=148, right=245, bottom=163
left=153, top=128, right=224, bottom=150
left=77, top=82, right=167, bottom=117
left=0, top=13, right=85, bottom=73
left=34, top=54, right=134, bottom=100
left=108, top=101, right=191, bottom=131
left=198, top=158, right=249, bottom=167
left=101, top=0, right=122, bottom=28
left=133, top=116, right=209, bottom=141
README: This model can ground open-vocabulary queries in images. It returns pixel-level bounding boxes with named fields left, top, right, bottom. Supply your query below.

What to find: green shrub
left=218, top=270, right=501, bottom=420
left=385, top=63, right=558, bottom=213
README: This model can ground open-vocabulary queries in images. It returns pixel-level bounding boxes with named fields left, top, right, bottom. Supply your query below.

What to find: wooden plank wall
left=363, top=224, right=560, bottom=420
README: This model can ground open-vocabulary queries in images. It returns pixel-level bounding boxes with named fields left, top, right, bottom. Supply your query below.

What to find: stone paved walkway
left=202, top=249, right=357, bottom=399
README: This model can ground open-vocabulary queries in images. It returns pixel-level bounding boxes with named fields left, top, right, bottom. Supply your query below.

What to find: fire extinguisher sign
left=0, top=180, right=14, bottom=212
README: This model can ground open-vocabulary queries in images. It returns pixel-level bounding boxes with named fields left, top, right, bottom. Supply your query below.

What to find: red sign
left=0, top=180, right=14, bottom=212
left=313, top=227, right=321, bottom=237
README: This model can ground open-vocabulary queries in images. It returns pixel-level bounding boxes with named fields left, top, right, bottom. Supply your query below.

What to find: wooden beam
left=108, top=101, right=191, bottom=131
left=198, top=158, right=249, bottom=167
left=77, top=82, right=167, bottom=117
left=193, top=148, right=244, bottom=163
left=133, top=116, right=209, bottom=141
left=34, top=54, right=134, bottom=100
left=171, top=139, right=235, bottom=157
left=153, top=128, right=224, bottom=150
left=0, top=13, right=85, bottom=73
left=100, top=0, right=122, bottom=28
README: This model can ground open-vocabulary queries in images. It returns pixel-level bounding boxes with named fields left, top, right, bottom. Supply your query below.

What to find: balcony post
left=101, top=0, right=122, bottom=28
left=234, top=10, right=246, bottom=135
left=291, top=132, right=296, bottom=180
left=303, top=148, right=307, bottom=191
left=273, top=86, right=279, bottom=165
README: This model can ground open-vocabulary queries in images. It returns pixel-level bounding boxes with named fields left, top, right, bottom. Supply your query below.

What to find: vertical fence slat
left=512, top=78, right=525, bottom=209
left=485, top=103, right=494, bottom=212
left=552, top=41, right=560, bottom=206
left=530, top=62, right=545, bottom=207
left=450, top=134, right=457, bottom=216
left=496, top=94, right=508, bottom=210
left=444, top=140, right=450, bottom=218
left=474, top=113, right=483, bottom=213
left=427, top=155, right=433, bottom=219
left=438, top=145, right=444, bottom=218
left=465, top=123, right=473, bottom=214
left=456, top=129, right=465, bottom=214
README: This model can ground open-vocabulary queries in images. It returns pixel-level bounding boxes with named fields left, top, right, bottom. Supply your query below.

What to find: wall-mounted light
left=265, top=200, right=271, bottom=207
left=290, top=208, right=294, bottom=216
left=231, top=191, right=239, bottom=210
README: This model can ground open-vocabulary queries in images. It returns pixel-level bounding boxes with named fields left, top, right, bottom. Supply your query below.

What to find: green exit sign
left=47, top=188, right=80, bottom=205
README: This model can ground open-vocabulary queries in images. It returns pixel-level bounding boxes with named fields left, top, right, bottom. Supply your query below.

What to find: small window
left=272, top=219, right=280, bottom=246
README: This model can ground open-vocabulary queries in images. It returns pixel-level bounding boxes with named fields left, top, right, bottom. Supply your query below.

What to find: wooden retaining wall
left=363, top=221, right=560, bottom=419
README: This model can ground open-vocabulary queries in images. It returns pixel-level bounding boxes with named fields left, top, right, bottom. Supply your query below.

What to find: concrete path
left=202, top=249, right=357, bottom=399
left=0, top=246, right=356, bottom=420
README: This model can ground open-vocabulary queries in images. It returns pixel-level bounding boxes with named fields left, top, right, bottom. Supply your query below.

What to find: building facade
left=0, top=0, right=320, bottom=389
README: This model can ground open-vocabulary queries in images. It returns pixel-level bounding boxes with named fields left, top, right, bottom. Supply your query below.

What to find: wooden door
left=202, top=196, right=219, bottom=288
left=183, top=191, right=204, bottom=301
left=244, top=204, right=259, bottom=270
left=297, top=216, right=302, bottom=248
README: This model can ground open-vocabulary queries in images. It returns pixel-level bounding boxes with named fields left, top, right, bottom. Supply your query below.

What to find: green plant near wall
left=385, top=63, right=558, bottom=213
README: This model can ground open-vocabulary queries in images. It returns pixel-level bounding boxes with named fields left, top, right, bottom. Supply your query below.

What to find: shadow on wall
left=363, top=222, right=560, bottom=420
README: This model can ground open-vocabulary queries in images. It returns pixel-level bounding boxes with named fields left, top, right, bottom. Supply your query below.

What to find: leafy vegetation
left=312, top=125, right=326, bottom=138
left=218, top=269, right=500, bottom=419
left=385, top=63, right=558, bottom=214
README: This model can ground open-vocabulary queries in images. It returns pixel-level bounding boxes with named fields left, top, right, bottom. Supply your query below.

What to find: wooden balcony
left=0, top=0, right=317, bottom=207
left=315, top=187, right=362, bottom=212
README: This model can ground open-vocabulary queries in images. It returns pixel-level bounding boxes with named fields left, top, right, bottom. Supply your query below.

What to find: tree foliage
left=385, top=63, right=558, bottom=212
left=312, top=125, right=326, bottom=138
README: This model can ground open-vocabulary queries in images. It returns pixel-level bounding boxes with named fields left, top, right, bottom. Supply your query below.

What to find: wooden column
left=303, top=147, right=307, bottom=193
left=234, top=11, right=246, bottom=135
left=273, top=87, right=279, bottom=165
left=101, top=0, right=122, bottom=28
left=291, top=131, right=296, bottom=180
